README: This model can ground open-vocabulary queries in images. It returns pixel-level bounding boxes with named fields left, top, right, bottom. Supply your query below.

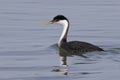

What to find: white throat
left=57, top=20, right=69, bottom=46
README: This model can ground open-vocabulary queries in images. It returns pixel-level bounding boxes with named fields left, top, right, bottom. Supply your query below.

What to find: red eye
left=51, top=19, right=58, bottom=22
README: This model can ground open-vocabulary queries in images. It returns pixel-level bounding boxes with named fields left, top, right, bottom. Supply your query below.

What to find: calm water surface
left=0, top=0, right=120, bottom=80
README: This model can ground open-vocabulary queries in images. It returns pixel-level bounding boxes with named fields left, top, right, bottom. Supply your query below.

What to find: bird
left=43, top=15, right=104, bottom=53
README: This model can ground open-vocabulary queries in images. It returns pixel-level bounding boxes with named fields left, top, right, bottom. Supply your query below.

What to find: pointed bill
left=41, top=21, right=53, bottom=26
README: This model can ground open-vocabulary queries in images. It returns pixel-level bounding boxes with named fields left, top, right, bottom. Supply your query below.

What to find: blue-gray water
left=0, top=0, right=120, bottom=80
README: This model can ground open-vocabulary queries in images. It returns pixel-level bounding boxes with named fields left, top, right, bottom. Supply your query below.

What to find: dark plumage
left=61, top=41, right=104, bottom=53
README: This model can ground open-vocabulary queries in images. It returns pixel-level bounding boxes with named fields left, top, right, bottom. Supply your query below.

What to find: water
left=0, top=0, right=120, bottom=80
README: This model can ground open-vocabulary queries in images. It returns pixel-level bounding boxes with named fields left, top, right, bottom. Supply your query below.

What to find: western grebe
left=43, top=15, right=104, bottom=53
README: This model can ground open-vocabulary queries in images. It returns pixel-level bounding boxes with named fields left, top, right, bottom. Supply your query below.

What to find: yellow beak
left=41, top=21, right=54, bottom=26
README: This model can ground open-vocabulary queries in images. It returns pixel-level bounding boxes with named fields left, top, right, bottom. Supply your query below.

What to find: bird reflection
left=52, top=46, right=88, bottom=75
left=58, top=46, right=88, bottom=66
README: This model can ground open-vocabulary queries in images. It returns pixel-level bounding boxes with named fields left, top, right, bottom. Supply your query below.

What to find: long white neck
left=57, top=20, right=69, bottom=46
